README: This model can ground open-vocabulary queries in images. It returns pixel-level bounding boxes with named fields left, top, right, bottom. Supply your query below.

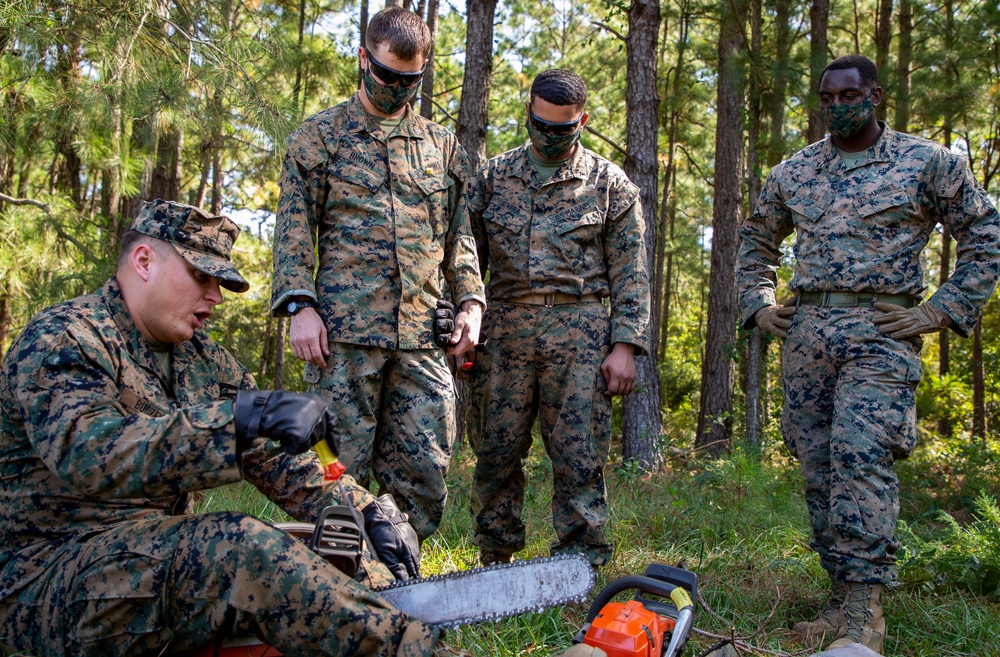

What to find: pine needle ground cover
left=193, top=433, right=1000, bottom=657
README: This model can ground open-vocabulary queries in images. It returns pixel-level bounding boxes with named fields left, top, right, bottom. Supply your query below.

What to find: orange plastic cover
left=583, top=600, right=675, bottom=657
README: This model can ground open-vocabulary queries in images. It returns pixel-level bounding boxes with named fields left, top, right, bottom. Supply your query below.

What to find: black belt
left=796, top=291, right=917, bottom=308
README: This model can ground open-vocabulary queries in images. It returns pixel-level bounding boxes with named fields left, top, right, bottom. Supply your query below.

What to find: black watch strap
left=286, top=299, right=317, bottom=315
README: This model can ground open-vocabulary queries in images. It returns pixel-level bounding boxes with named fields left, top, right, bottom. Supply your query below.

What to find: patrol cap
left=130, top=199, right=250, bottom=293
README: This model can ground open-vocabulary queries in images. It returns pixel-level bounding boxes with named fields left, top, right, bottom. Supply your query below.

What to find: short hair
left=530, top=69, right=588, bottom=108
left=820, top=55, right=879, bottom=91
left=117, top=230, right=167, bottom=270
left=366, top=6, right=432, bottom=61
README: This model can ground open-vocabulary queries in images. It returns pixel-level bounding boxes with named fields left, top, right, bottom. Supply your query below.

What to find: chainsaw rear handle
left=585, top=575, right=693, bottom=623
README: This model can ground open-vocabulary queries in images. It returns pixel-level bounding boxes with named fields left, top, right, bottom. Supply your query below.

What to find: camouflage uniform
left=467, top=143, right=650, bottom=566
left=0, top=278, right=439, bottom=656
left=737, top=123, right=1000, bottom=583
left=273, top=95, right=485, bottom=541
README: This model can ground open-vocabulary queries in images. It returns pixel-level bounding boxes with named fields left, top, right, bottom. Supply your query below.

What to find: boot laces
left=842, top=583, right=875, bottom=639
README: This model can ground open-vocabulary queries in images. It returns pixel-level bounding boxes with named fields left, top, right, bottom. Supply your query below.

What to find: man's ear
left=130, top=244, right=155, bottom=282
left=870, top=85, right=883, bottom=107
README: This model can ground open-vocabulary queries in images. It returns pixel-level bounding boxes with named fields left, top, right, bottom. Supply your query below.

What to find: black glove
left=433, top=299, right=456, bottom=348
left=362, top=494, right=421, bottom=581
left=234, top=391, right=337, bottom=456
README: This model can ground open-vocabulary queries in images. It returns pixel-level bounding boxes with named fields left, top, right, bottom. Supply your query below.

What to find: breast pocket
left=785, top=190, right=834, bottom=225
left=407, top=168, right=454, bottom=239
left=483, top=199, right=530, bottom=261
left=328, top=156, right=384, bottom=218
left=854, top=184, right=910, bottom=227
left=555, top=208, right=604, bottom=272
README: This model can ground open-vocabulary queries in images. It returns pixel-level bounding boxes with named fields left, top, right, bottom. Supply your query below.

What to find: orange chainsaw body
left=583, top=599, right=675, bottom=657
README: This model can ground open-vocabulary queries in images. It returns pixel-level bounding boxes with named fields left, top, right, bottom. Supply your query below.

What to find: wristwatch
left=286, top=299, right=316, bottom=315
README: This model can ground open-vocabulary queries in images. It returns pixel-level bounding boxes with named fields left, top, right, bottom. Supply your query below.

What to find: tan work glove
left=872, top=302, right=951, bottom=339
left=754, top=304, right=797, bottom=338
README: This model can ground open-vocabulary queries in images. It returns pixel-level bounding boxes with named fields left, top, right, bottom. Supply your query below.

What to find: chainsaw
left=182, top=444, right=596, bottom=656
left=575, top=564, right=698, bottom=657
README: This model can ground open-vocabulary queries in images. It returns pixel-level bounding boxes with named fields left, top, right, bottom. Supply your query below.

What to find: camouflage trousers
left=468, top=301, right=613, bottom=567
left=308, top=342, right=456, bottom=541
left=0, top=512, right=438, bottom=656
left=782, top=306, right=921, bottom=584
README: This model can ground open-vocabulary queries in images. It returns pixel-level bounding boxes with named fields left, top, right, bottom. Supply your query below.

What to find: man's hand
left=362, top=494, right=421, bottom=581
left=433, top=300, right=456, bottom=348
left=600, top=342, right=636, bottom=397
left=872, top=302, right=951, bottom=339
left=234, top=391, right=336, bottom=456
left=447, top=300, right=483, bottom=356
left=755, top=304, right=797, bottom=338
left=290, top=307, right=329, bottom=368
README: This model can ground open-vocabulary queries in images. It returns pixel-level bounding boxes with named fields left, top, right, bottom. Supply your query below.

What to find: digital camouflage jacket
left=272, top=94, right=485, bottom=350
left=0, top=278, right=375, bottom=598
left=469, top=143, right=651, bottom=354
left=738, top=124, right=1000, bottom=336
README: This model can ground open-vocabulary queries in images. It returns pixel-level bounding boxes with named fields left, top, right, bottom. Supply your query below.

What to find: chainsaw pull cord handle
left=311, top=441, right=379, bottom=566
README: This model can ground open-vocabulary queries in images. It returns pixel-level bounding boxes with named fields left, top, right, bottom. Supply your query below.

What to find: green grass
left=193, top=433, right=1000, bottom=656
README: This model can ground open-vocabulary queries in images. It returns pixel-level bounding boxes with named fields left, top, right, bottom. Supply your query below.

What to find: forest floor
left=197, top=431, right=1000, bottom=657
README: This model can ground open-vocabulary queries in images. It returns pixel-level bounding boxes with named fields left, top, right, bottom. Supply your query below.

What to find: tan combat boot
left=792, top=577, right=847, bottom=643
left=826, top=582, right=886, bottom=654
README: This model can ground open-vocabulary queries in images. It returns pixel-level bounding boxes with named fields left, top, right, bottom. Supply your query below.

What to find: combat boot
left=479, top=549, right=513, bottom=567
left=792, top=576, right=847, bottom=643
left=826, top=582, right=886, bottom=654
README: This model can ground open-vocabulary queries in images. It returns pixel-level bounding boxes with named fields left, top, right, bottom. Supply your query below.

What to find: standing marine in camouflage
left=466, top=69, right=651, bottom=568
left=272, top=6, right=486, bottom=542
left=0, top=200, right=439, bottom=657
left=737, top=55, right=1000, bottom=654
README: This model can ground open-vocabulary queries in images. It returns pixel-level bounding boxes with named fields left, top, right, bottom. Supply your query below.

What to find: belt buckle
left=544, top=293, right=555, bottom=307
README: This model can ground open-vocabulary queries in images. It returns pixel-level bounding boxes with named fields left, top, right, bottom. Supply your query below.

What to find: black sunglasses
left=528, top=104, right=584, bottom=136
left=365, top=49, right=425, bottom=88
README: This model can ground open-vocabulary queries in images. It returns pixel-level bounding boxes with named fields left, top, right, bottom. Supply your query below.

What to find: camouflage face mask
left=362, top=63, right=421, bottom=115
left=819, top=95, right=875, bottom=138
left=525, top=118, right=582, bottom=160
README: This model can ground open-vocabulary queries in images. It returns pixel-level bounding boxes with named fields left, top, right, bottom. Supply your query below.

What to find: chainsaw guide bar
left=375, top=553, right=596, bottom=628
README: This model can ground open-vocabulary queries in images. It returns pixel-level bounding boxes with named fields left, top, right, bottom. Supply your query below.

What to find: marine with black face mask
left=737, top=54, right=1000, bottom=654
left=464, top=69, right=651, bottom=570
left=272, top=6, right=486, bottom=544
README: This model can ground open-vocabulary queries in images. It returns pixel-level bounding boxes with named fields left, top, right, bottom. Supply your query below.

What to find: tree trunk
left=274, top=317, right=287, bottom=391
left=807, top=0, right=830, bottom=144
left=874, top=0, right=892, bottom=122
left=696, top=0, right=746, bottom=455
left=294, top=0, right=307, bottom=120
left=894, top=0, right=912, bottom=132
left=765, top=0, right=791, bottom=166
left=419, top=0, right=439, bottom=119
left=972, top=320, right=985, bottom=439
left=456, top=0, right=497, bottom=168
left=0, top=281, right=10, bottom=361
left=744, top=0, right=764, bottom=450
left=150, top=126, right=183, bottom=202
left=656, top=0, right=691, bottom=355
left=623, top=0, right=664, bottom=471
left=260, top=312, right=274, bottom=384
left=210, top=146, right=224, bottom=215
left=939, top=127, right=952, bottom=437
left=359, top=0, right=370, bottom=88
